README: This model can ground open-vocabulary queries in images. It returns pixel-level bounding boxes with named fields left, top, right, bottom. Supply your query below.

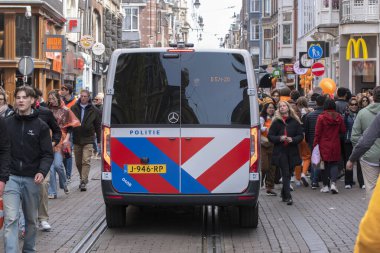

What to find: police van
left=101, top=44, right=261, bottom=228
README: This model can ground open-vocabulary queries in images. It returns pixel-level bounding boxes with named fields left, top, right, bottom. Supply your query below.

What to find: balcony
left=341, top=0, right=379, bottom=23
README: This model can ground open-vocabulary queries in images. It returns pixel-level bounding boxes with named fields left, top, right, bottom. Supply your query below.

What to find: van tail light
left=102, top=125, right=111, bottom=172
left=249, top=126, right=260, bottom=173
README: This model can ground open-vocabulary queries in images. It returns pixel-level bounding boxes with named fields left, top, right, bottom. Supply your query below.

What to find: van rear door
left=179, top=52, right=251, bottom=194
left=109, top=52, right=182, bottom=194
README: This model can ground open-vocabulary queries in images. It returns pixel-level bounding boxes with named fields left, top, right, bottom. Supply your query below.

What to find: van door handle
left=168, top=137, right=176, bottom=140
left=185, top=137, right=192, bottom=140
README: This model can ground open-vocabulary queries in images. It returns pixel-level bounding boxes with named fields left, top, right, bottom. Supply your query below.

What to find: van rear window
left=111, top=52, right=249, bottom=125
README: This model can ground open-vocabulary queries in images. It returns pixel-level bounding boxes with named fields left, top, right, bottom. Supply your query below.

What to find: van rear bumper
left=102, top=180, right=260, bottom=206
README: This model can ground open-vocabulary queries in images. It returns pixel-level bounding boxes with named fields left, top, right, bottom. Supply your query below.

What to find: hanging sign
left=92, top=42, right=105, bottom=56
left=79, top=35, right=95, bottom=49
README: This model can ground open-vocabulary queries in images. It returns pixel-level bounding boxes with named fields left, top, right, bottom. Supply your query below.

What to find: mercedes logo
left=168, top=112, right=180, bottom=124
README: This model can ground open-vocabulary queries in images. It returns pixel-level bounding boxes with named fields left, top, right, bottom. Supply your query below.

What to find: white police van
left=101, top=44, right=261, bottom=228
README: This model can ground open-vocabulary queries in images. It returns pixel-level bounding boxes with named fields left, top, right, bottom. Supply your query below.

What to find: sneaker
left=331, top=183, right=339, bottom=194
left=295, top=180, right=302, bottom=187
left=290, top=185, right=294, bottom=191
left=311, top=182, right=319, bottom=189
left=80, top=182, right=87, bottom=192
left=39, top=221, right=51, bottom=232
left=362, top=185, right=366, bottom=189
left=301, top=176, right=309, bottom=187
left=64, top=185, right=70, bottom=195
left=291, top=176, right=295, bottom=182
left=266, top=190, right=277, bottom=196
left=48, top=194, right=57, bottom=199
left=67, top=177, right=71, bottom=183
left=320, top=185, right=329, bottom=193
left=345, top=185, right=352, bottom=189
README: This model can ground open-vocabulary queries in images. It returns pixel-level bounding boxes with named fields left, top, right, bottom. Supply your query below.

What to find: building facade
left=0, top=0, right=65, bottom=102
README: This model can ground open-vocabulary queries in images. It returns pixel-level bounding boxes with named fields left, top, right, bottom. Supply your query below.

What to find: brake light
left=167, top=49, right=194, bottom=53
left=249, top=126, right=260, bottom=173
left=102, top=125, right=111, bottom=172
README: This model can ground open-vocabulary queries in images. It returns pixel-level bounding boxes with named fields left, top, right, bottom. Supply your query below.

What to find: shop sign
left=92, top=42, right=105, bottom=56
left=67, top=18, right=81, bottom=33
left=284, top=64, right=294, bottom=74
left=293, top=61, right=307, bottom=75
left=44, top=35, right=66, bottom=52
left=272, top=68, right=282, bottom=77
left=80, top=35, right=95, bottom=50
left=346, top=38, right=368, bottom=60
left=52, top=53, right=62, bottom=73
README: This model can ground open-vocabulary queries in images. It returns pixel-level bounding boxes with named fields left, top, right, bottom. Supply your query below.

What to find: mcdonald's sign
left=346, top=38, right=368, bottom=60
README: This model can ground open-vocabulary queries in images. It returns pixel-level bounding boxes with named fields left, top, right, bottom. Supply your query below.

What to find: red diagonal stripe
left=181, top=137, right=214, bottom=164
left=111, top=138, right=179, bottom=193
left=147, top=138, right=180, bottom=164
left=197, top=138, right=250, bottom=191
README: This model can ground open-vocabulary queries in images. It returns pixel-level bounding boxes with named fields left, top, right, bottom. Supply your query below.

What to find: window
left=123, top=7, right=139, bottom=31
left=250, top=0, right=260, bottom=12
left=157, top=11, right=161, bottom=33
left=332, top=0, right=339, bottom=9
left=264, top=29, right=271, bottom=39
left=282, top=24, right=291, bottom=45
left=264, top=40, right=272, bottom=59
left=250, top=19, right=259, bottom=40
left=16, top=15, right=37, bottom=57
left=264, top=0, right=271, bottom=16
left=0, top=15, right=4, bottom=58
left=323, top=0, right=329, bottom=8
left=283, top=13, right=292, bottom=22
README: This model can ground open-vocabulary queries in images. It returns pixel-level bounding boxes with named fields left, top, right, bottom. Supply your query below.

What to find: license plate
left=127, top=164, right=167, bottom=174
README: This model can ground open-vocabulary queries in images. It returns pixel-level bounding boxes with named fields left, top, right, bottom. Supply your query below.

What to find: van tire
left=239, top=203, right=259, bottom=228
left=106, top=205, right=126, bottom=228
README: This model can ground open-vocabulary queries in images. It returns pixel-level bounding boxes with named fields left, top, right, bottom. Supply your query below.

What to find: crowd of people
left=0, top=84, right=103, bottom=252
left=258, top=85, right=380, bottom=207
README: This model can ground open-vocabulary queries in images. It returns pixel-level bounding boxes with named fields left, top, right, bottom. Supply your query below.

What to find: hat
left=62, top=83, right=73, bottom=94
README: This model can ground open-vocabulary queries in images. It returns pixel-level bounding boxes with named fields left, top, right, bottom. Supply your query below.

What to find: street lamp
left=193, top=0, right=200, bottom=9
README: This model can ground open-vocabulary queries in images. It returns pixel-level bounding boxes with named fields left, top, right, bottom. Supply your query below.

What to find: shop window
left=16, top=15, right=37, bottom=57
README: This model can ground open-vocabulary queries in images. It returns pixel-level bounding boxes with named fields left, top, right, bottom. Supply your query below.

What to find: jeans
left=322, top=161, right=339, bottom=186
left=3, top=175, right=40, bottom=253
left=63, top=135, right=74, bottom=178
left=311, top=164, right=320, bottom=184
left=48, top=152, right=67, bottom=196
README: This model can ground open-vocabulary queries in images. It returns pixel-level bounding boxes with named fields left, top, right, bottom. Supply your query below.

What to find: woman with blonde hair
left=268, top=101, right=304, bottom=205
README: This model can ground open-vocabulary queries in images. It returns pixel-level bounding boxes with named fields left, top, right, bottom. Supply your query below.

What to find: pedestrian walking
left=60, top=83, right=77, bottom=182
left=342, top=97, right=364, bottom=189
left=71, top=90, right=101, bottom=191
left=268, top=101, right=304, bottom=205
left=92, top=93, right=103, bottom=159
left=358, top=95, right=370, bottom=109
left=335, top=87, right=350, bottom=114
left=259, top=100, right=277, bottom=196
left=314, top=99, right=346, bottom=194
left=47, top=90, right=80, bottom=199
left=0, top=88, right=14, bottom=118
left=304, top=95, right=326, bottom=188
left=3, top=86, right=53, bottom=253
left=348, top=86, right=380, bottom=200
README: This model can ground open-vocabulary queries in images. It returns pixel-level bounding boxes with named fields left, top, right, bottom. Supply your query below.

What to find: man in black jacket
left=304, top=95, right=326, bottom=189
left=3, top=86, right=53, bottom=253
left=71, top=89, right=101, bottom=191
left=0, top=117, right=10, bottom=195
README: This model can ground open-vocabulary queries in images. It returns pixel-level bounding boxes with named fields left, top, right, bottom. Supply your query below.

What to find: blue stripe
left=118, top=138, right=180, bottom=190
left=111, top=162, right=148, bottom=193
left=180, top=169, right=210, bottom=194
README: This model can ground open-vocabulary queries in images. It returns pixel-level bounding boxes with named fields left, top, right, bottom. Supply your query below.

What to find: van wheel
left=239, top=203, right=259, bottom=228
left=106, top=205, right=126, bottom=228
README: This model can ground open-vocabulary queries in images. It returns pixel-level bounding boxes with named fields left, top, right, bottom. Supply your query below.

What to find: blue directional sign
left=308, top=45, right=323, bottom=60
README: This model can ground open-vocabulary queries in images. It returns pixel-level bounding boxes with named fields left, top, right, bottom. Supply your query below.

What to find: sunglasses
left=61, top=87, right=68, bottom=91
left=350, top=103, right=358, bottom=106
left=362, top=100, right=368, bottom=102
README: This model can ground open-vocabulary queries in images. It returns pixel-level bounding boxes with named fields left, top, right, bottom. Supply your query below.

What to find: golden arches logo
left=346, top=38, right=368, bottom=60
